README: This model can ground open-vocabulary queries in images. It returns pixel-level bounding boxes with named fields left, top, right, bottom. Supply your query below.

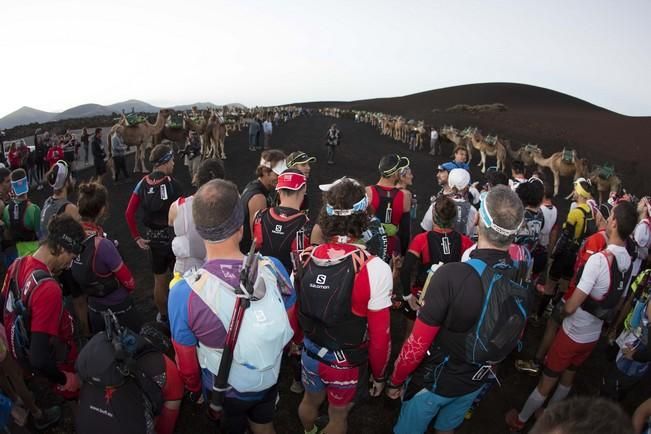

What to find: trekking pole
left=210, top=241, right=258, bottom=418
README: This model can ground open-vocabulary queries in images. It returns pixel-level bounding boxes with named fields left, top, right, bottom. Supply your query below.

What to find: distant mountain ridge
left=0, top=100, right=247, bottom=129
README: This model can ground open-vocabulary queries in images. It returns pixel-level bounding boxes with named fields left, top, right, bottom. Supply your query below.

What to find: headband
left=479, top=192, right=522, bottom=237
left=574, top=179, right=591, bottom=198
left=154, top=150, right=174, bottom=166
left=195, top=200, right=244, bottom=243
left=326, top=194, right=369, bottom=216
left=52, top=232, right=84, bottom=255
left=11, top=176, right=29, bottom=196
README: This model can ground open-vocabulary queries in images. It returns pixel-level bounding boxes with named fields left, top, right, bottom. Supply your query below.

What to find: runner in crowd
left=448, top=145, right=470, bottom=171
left=46, top=139, right=64, bottom=169
left=632, top=196, right=651, bottom=280
left=509, top=160, right=528, bottom=191
left=71, top=181, right=140, bottom=333
left=169, top=158, right=225, bottom=276
left=325, top=123, right=341, bottom=165
left=398, top=195, right=474, bottom=335
left=90, top=128, right=107, bottom=182
left=239, top=149, right=286, bottom=253
left=3, top=169, right=41, bottom=264
left=366, top=154, right=412, bottom=257
left=387, top=185, right=527, bottom=434
left=513, top=177, right=545, bottom=254
left=543, top=178, right=599, bottom=310
left=169, top=179, right=297, bottom=434
left=40, top=160, right=79, bottom=240
left=125, top=144, right=182, bottom=324
left=1, top=215, right=85, bottom=400
left=286, top=151, right=316, bottom=214
left=181, top=131, right=202, bottom=182
left=506, top=201, right=637, bottom=431
left=298, top=177, right=392, bottom=434
left=0, top=168, right=11, bottom=211
left=421, top=168, right=477, bottom=238
left=75, top=318, right=183, bottom=434
left=253, top=169, right=309, bottom=274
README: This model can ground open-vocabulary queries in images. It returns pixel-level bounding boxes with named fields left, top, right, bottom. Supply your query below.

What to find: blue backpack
left=464, top=258, right=532, bottom=365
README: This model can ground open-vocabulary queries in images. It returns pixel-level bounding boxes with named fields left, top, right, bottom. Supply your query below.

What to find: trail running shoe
left=505, top=408, right=525, bottom=432
left=514, top=359, right=541, bottom=376
left=33, top=405, right=62, bottom=431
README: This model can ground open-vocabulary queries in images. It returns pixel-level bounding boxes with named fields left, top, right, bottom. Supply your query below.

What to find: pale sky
left=1, top=0, right=650, bottom=117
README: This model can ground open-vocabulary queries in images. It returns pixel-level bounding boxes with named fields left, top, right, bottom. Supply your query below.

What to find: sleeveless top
left=171, top=196, right=206, bottom=274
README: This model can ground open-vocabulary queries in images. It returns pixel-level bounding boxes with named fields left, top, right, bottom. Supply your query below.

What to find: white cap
left=448, top=168, right=470, bottom=190
left=259, top=157, right=287, bottom=175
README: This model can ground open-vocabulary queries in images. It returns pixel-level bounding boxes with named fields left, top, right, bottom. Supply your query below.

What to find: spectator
left=91, top=128, right=106, bottom=182
left=325, top=124, right=341, bottom=165
left=263, top=118, right=273, bottom=149
left=111, top=130, right=129, bottom=182
left=80, top=127, right=91, bottom=163
left=248, top=117, right=261, bottom=151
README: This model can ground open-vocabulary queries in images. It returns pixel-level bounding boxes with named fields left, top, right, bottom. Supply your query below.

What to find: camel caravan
left=320, top=107, right=626, bottom=202
left=105, top=106, right=303, bottom=173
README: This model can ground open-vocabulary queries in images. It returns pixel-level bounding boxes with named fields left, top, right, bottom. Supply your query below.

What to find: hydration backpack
left=75, top=312, right=163, bottom=434
left=461, top=258, right=531, bottom=365
left=140, top=175, right=174, bottom=227
left=8, top=200, right=37, bottom=242
left=252, top=207, right=309, bottom=272
left=453, top=200, right=472, bottom=236
left=70, top=235, right=120, bottom=297
left=297, top=247, right=370, bottom=366
left=582, top=250, right=631, bottom=321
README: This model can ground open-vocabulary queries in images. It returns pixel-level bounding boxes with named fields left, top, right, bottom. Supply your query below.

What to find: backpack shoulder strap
left=466, top=258, right=488, bottom=277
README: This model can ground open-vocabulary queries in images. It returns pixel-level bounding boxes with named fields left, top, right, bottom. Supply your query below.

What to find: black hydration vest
left=254, top=207, right=308, bottom=273
left=372, top=185, right=399, bottom=225
left=298, top=249, right=369, bottom=366
left=70, top=235, right=120, bottom=298
left=139, top=173, right=175, bottom=229
left=415, top=231, right=462, bottom=288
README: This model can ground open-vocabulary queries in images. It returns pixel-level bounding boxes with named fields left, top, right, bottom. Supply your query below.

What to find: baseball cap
left=287, top=151, right=316, bottom=167
left=378, top=154, right=410, bottom=177
left=448, top=168, right=471, bottom=190
left=438, top=162, right=457, bottom=172
left=276, top=169, right=307, bottom=191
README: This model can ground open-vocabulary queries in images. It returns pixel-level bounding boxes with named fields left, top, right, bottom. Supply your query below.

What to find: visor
left=276, top=171, right=307, bottom=191
left=259, top=157, right=287, bottom=175
left=326, top=194, right=369, bottom=216
left=438, top=162, right=456, bottom=172
left=50, top=160, right=70, bottom=190
left=11, top=176, right=29, bottom=196
left=287, top=152, right=316, bottom=167
left=319, top=176, right=362, bottom=192
left=379, top=154, right=410, bottom=177
left=478, top=191, right=522, bottom=237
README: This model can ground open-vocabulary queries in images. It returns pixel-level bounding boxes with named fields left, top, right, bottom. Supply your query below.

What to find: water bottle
left=385, top=202, right=392, bottom=224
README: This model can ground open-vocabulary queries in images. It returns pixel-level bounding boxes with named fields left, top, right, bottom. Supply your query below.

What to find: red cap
left=276, top=171, right=307, bottom=191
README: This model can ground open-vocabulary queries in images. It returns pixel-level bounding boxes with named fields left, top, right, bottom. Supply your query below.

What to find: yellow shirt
left=564, top=203, right=591, bottom=240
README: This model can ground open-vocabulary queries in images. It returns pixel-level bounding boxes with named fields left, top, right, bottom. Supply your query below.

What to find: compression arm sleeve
left=400, top=252, right=419, bottom=298
left=114, top=263, right=136, bottom=292
left=399, top=212, right=411, bottom=256
left=125, top=193, right=141, bottom=240
left=367, top=308, right=391, bottom=380
left=29, top=332, right=66, bottom=385
left=390, top=318, right=440, bottom=386
left=172, top=341, right=201, bottom=393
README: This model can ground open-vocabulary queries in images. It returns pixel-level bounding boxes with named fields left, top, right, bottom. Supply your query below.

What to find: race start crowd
left=0, top=132, right=650, bottom=434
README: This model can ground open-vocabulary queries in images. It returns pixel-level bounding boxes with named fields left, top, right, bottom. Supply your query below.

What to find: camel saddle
left=485, top=135, right=498, bottom=145
left=125, top=113, right=147, bottom=126
left=561, top=148, right=575, bottom=163
left=596, top=163, right=615, bottom=180
left=524, top=144, right=540, bottom=153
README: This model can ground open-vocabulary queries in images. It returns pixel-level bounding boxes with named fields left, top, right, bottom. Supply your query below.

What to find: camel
left=506, top=143, right=541, bottom=168
left=152, top=125, right=189, bottom=150
left=204, top=111, right=228, bottom=159
left=107, top=109, right=171, bottom=173
left=464, top=128, right=507, bottom=173
left=528, top=147, right=588, bottom=196
left=589, top=165, right=622, bottom=205
left=441, top=126, right=473, bottom=162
